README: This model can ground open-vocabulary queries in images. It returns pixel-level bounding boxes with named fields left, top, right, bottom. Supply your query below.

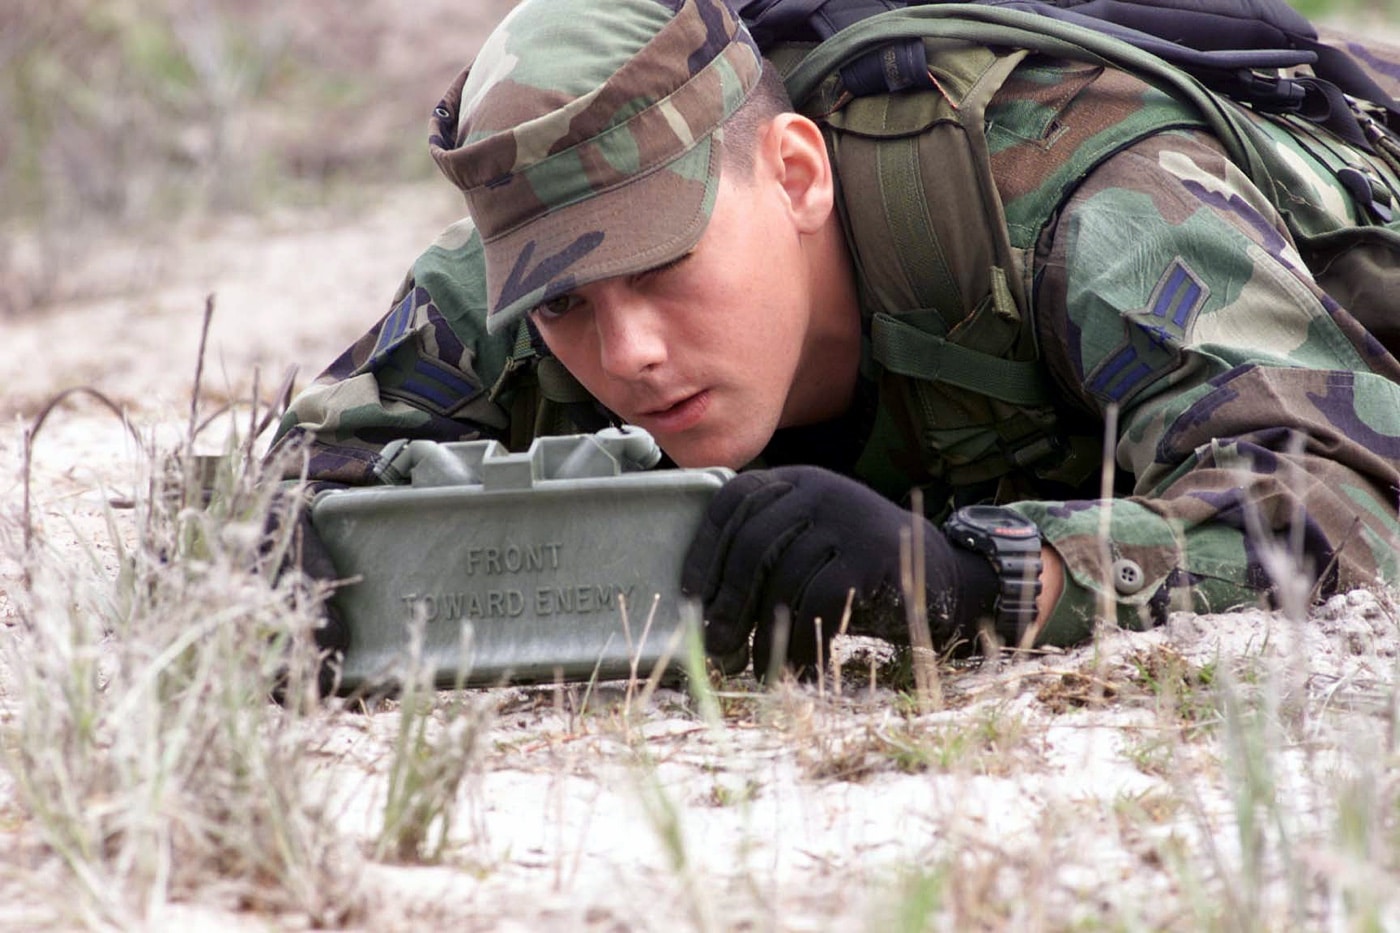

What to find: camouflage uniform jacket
left=271, top=56, right=1400, bottom=647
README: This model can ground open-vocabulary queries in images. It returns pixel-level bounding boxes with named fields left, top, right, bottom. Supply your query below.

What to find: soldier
left=272, top=0, right=1400, bottom=678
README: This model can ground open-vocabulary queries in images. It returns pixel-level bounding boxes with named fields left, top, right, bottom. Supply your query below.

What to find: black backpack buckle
left=1224, top=69, right=1308, bottom=112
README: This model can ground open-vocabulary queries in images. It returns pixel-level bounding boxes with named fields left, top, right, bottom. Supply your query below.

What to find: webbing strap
left=871, top=312, right=1052, bottom=405
left=845, top=47, right=1025, bottom=333
left=1301, top=36, right=1400, bottom=126
left=877, top=133, right=960, bottom=329
left=742, top=0, right=932, bottom=93
left=784, top=4, right=1272, bottom=186
left=535, top=357, right=593, bottom=404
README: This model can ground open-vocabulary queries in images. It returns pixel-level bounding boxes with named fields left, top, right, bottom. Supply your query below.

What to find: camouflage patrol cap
left=429, top=0, right=763, bottom=333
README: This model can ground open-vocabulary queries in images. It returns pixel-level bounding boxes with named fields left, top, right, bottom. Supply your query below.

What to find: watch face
left=958, top=504, right=1039, bottom=541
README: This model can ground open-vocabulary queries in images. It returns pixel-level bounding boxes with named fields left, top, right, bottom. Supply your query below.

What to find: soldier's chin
left=660, top=430, right=766, bottom=471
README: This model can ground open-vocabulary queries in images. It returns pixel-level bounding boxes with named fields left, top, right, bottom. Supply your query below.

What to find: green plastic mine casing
left=310, top=428, right=732, bottom=689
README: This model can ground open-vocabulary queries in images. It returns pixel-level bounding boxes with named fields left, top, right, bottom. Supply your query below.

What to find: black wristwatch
left=943, top=505, right=1043, bottom=642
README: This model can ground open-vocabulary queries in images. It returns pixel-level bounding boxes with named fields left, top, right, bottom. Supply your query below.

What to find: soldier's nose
left=595, top=301, right=667, bottom=378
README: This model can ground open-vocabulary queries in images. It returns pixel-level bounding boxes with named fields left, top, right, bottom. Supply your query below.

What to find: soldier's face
left=528, top=166, right=836, bottom=469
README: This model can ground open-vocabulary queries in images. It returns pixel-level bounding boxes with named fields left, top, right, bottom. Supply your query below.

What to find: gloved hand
left=681, top=466, right=1000, bottom=678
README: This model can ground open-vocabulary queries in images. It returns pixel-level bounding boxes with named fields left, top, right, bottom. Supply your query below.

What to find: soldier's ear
left=760, top=113, right=834, bottom=235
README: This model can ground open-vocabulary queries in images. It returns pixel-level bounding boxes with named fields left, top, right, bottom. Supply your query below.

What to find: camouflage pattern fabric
left=272, top=221, right=512, bottom=489
left=1016, top=127, right=1400, bottom=644
left=429, top=0, right=761, bottom=331
left=271, top=19, right=1400, bottom=648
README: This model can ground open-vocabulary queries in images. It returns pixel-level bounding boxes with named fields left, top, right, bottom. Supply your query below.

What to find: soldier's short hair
left=718, top=59, right=795, bottom=180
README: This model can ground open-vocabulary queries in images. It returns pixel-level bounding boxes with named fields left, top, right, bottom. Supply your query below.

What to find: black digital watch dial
left=943, top=505, right=1043, bottom=643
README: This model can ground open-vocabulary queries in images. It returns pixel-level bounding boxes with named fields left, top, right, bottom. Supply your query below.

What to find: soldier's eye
left=531, top=294, right=579, bottom=321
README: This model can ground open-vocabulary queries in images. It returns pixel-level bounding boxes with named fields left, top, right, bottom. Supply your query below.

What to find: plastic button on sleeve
left=1111, top=558, right=1145, bottom=594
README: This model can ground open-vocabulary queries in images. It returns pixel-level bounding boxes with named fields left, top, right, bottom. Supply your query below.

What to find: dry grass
left=7, top=414, right=1400, bottom=927
left=0, top=315, right=369, bottom=925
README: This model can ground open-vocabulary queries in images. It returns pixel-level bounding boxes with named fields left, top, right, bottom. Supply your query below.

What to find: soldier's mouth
left=634, top=390, right=711, bottom=434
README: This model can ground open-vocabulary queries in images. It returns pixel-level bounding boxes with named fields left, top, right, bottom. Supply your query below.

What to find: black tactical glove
left=681, top=466, right=1000, bottom=678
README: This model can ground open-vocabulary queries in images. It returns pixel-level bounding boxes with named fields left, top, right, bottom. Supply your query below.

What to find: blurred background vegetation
left=0, top=0, right=1395, bottom=314
left=1295, top=0, right=1399, bottom=18
left=11, top=3, right=340, bottom=220
left=0, top=0, right=515, bottom=313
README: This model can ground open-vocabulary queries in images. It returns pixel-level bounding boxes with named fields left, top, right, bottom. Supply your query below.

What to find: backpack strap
left=797, top=37, right=1078, bottom=487
left=784, top=5, right=1275, bottom=184
left=812, top=41, right=1029, bottom=329
left=753, top=0, right=1400, bottom=138
left=490, top=321, right=612, bottom=450
left=869, top=271, right=1051, bottom=406
left=793, top=6, right=1400, bottom=297
left=783, top=13, right=1220, bottom=489
left=741, top=0, right=936, bottom=94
